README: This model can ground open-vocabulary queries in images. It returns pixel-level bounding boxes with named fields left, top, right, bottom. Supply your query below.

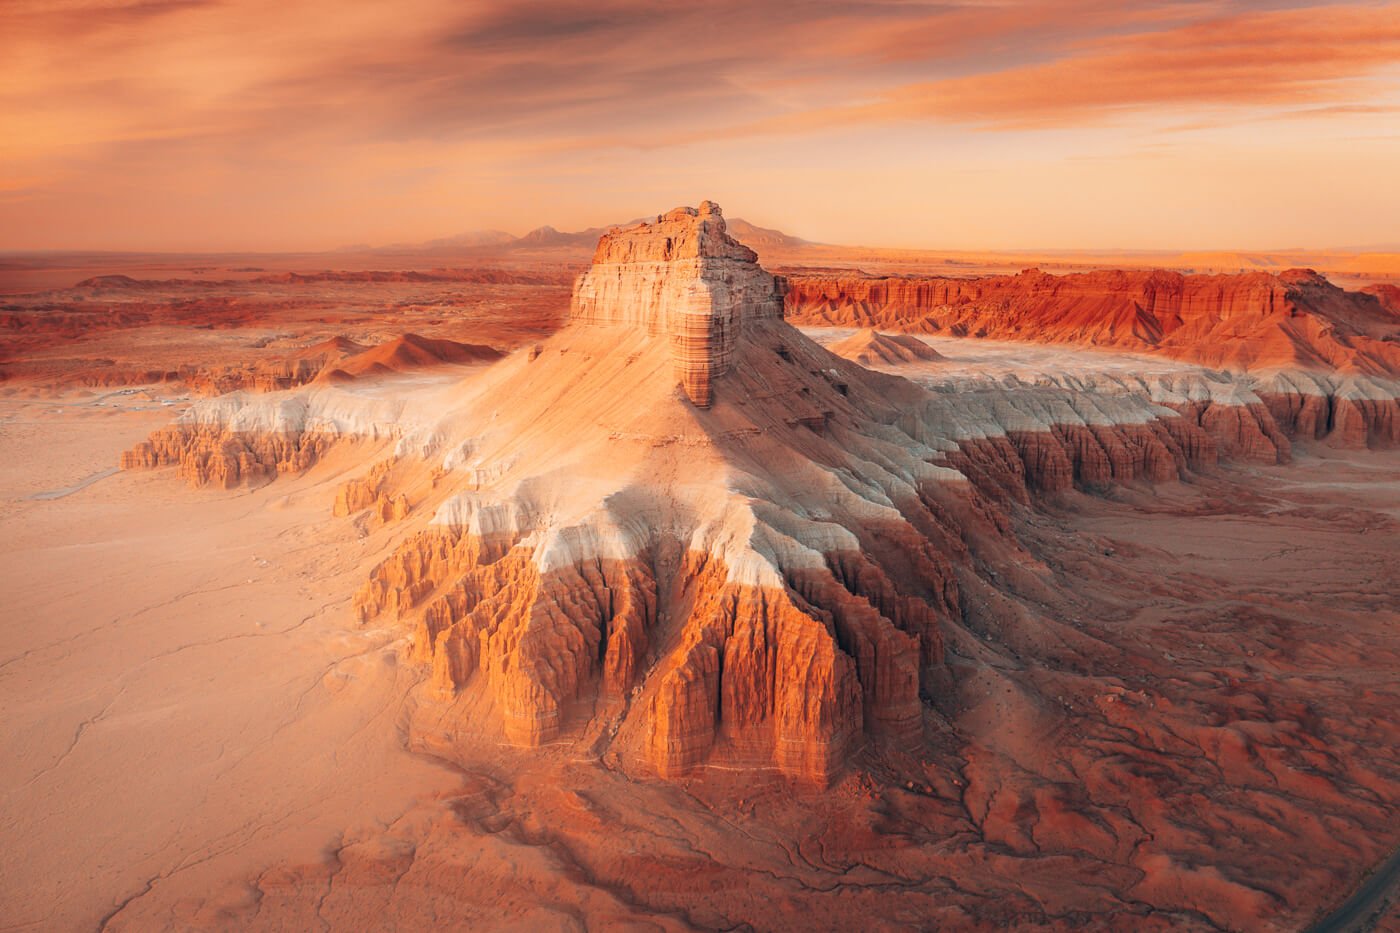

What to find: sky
left=3, top=0, right=1400, bottom=252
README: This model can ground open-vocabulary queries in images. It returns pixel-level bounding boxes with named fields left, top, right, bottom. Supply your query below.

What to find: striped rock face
left=569, top=201, right=784, bottom=407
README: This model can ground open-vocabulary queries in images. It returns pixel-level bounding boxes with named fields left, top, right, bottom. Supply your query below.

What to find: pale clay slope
left=171, top=314, right=1400, bottom=583
left=167, top=316, right=1363, bottom=566
left=807, top=327, right=1400, bottom=412
left=155, top=320, right=1249, bottom=589
left=178, top=326, right=941, bottom=588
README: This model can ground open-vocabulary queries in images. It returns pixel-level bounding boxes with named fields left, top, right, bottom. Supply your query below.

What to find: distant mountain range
left=366, top=216, right=810, bottom=255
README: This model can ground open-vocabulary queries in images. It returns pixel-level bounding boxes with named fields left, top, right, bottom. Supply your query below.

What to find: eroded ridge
left=344, top=312, right=975, bottom=784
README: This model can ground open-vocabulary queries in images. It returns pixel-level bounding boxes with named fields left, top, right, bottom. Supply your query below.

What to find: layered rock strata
left=334, top=458, right=410, bottom=523
left=570, top=201, right=784, bottom=407
left=121, top=424, right=337, bottom=489
left=120, top=385, right=436, bottom=487
left=340, top=307, right=979, bottom=783
left=785, top=268, right=1400, bottom=447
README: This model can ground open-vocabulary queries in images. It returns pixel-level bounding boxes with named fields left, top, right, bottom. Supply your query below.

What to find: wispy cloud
left=14, top=0, right=1393, bottom=157
left=1, top=0, right=1398, bottom=248
left=718, top=3, right=1400, bottom=134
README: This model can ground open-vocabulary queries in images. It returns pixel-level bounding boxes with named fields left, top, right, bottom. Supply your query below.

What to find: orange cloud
left=2, top=1, right=1398, bottom=249
left=752, top=3, right=1400, bottom=131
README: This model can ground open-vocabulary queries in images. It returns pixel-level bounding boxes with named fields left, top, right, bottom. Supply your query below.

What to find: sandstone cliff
left=785, top=268, right=1400, bottom=447
left=570, top=201, right=783, bottom=407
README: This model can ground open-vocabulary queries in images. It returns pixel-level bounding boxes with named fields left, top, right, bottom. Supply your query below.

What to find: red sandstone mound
left=178, top=335, right=371, bottom=394
left=829, top=327, right=946, bottom=366
left=315, top=333, right=502, bottom=383
left=297, top=335, right=366, bottom=357
left=784, top=267, right=1400, bottom=376
left=1364, top=282, right=1400, bottom=315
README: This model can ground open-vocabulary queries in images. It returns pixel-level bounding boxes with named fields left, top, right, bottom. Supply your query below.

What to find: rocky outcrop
left=785, top=268, right=1400, bottom=448
left=1155, top=371, right=1398, bottom=455
left=341, top=206, right=1245, bottom=782
left=121, top=425, right=336, bottom=488
left=570, top=201, right=784, bottom=407
left=1362, top=282, right=1400, bottom=315
left=944, top=417, right=1216, bottom=498
left=119, top=385, right=423, bottom=487
left=646, top=555, right=866, bottom=781
left=1254, top=372, right=1400, bottom=449
left=334, top=458, right=410, bottom=523
left=358, top=533, right=659, bottom=746
left=783, top=268, right=1400, bottom=372
left=353, top=515, right=956, bottom=784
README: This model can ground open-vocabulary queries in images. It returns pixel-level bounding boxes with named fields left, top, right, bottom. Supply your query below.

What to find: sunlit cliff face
left=3, top=0, right=1400, bottom=252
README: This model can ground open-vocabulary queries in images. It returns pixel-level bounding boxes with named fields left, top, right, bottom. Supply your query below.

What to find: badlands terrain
left=2, top=204, right=1399, bottom=931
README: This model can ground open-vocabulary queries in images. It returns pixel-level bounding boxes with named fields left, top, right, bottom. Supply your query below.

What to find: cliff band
left=570, top=201, right=784, bottom=407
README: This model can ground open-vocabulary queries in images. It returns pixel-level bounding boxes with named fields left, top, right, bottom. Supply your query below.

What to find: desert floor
left=2, top=358, right=1396, bottom=929
left=0, top=393, right=463, bottom=930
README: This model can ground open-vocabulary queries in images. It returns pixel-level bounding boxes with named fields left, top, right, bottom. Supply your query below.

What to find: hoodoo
left=570, top=200, right=784, bottom=407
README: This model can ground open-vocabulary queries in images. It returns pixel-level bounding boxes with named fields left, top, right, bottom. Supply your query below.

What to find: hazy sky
left=4, top=0, right=1400, bottom=251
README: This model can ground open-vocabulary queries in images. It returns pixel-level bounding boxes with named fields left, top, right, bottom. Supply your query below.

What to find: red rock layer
left=1362, top=282, right=1400, bottom=315
left=945, top=417, right=1218, bottom=498
left=353, top=518, right=959, bottom=784
left=120, top=427, right=337, bottom=488
left=785, top=268, right=1400, bottom=447
left=1161, top=400, right=1291, bottom=463
left=1165, top=390, right=1398, bottom=455
left=360, top=533, right=656, bottom=746
left=783, top=268, right=1400, bottom=376
left=1259, top=391, right=1400, bottom=449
